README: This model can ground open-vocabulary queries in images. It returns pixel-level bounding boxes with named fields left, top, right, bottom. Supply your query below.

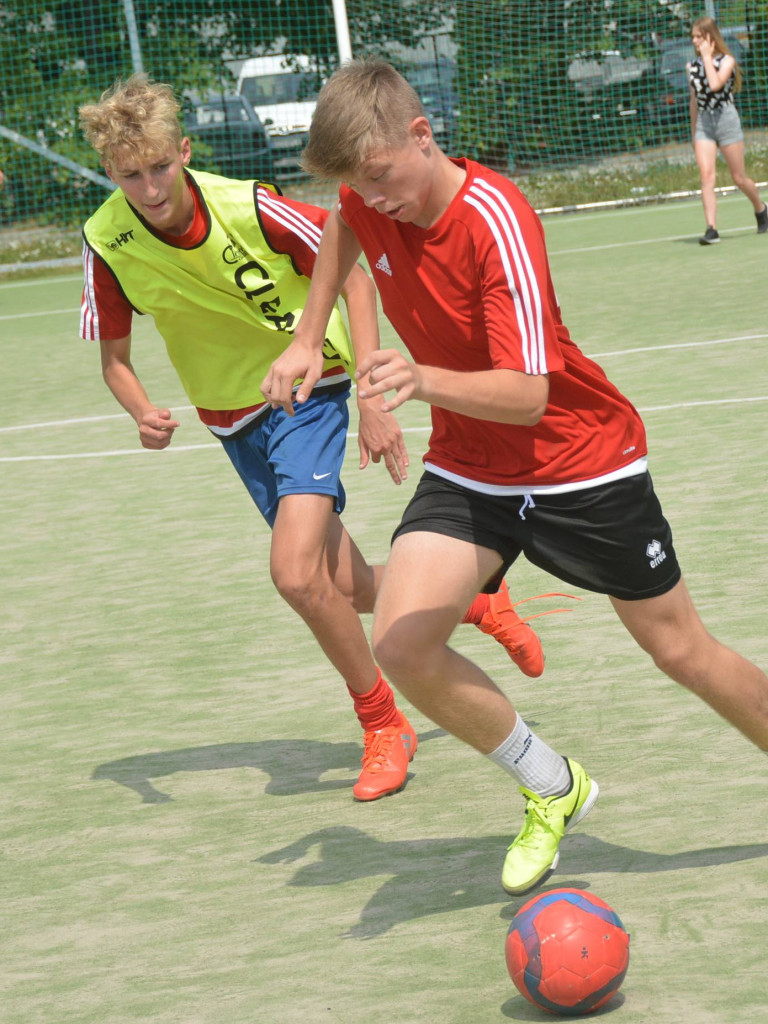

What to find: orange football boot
left=476, top=579, right=546, bottom=678
left=353, top=713, right=418, bottom=801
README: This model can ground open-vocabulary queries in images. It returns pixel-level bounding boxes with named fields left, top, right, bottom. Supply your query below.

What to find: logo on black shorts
left=646, top=539, right=667, bottom=569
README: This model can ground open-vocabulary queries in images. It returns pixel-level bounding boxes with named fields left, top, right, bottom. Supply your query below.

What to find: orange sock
left=462, top=592, right=490, bottom=625
left=348, top=670, right=400, bottom=732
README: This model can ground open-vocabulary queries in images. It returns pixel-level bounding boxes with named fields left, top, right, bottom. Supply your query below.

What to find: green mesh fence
left=1, top=0, right=767, bottom=257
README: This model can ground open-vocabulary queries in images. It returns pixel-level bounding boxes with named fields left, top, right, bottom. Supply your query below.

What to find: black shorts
left=392, top=471, right=682, bottom=601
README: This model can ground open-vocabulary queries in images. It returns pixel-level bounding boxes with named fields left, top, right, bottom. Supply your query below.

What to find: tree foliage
left=0, top=0, right=447, bottom=222
left=1, top=0, right=766, bottom=225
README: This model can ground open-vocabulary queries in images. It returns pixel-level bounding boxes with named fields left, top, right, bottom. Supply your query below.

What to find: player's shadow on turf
left=256, top=826, right=768, bottom=939
left=91, top=733, right=445, bottom=804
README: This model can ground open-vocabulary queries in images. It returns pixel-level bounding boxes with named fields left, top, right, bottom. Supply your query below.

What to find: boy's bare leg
left=611, top=579, right=768, bottom=750
left=323, top=512, right=380, bottom=615
left=324, top=514, right=544, bottom=679
left=371, top=529, right=599, bottom=896
left=370, top=530, right=518, bottom=751
left=270, top=493, right=377, bottom=691
left=271, top=492, right=417, bottom=801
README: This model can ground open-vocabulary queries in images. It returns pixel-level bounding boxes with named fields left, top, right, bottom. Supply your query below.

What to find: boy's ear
left=180, top=137, right=191, bottom=165
left=411, top=115, right=433, bottom=149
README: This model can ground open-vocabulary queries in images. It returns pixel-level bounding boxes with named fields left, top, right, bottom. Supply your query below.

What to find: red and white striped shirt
left=339, top=159, right=647, bottom=490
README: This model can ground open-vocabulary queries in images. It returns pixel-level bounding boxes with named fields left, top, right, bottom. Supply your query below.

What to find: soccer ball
left=505, top=888, right=630, bottom=1016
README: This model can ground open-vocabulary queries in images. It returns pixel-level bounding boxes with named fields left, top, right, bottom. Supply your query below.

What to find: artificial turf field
left=1, top=191, right=767, bottom=1023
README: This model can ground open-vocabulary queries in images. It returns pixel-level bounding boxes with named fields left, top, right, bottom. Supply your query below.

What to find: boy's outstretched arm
left=262, top=207, right=363, bottom=414
left=100, top=335, right=180, bottom=450
left=341, top=262, right=409, bottom=485
left=357, top=348, right=549, bottom=425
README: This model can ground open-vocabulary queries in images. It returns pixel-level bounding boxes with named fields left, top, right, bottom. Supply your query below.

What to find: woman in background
left=688, top=16, right=767, bottom=245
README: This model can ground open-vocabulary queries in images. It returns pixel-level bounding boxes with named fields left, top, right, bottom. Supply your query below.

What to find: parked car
left=236, top=55, right=323, bottom=179
left=564, top=47, right=657, bottom=148
left=185, top=92, right=274, bottom=181
left=567, top=48, right=652, bottom=95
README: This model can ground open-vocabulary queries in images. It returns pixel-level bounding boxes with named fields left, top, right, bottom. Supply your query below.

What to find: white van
left=236, top=54, right=322, bottom=178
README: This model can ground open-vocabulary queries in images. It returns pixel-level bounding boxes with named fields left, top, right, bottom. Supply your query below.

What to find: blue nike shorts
left=219, top=385, right=350, bottom=528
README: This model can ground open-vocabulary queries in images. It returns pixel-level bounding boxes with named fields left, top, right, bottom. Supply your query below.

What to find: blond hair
left=79, top=73, right=183, bottom=166
left=302, top=59, right=425, bottom=179
left=692, top=16, right=743, bottom=91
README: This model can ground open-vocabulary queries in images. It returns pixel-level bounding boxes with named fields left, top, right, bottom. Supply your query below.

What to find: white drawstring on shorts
left=519, top=494, right=536, bottom=520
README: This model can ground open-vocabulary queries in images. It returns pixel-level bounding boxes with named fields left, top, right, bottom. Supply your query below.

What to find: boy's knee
left=652, top=644, right=690, bottom=681
left=648, top=631, right=713, bottom=685
left=271, top=562, right=317, bottom=611
left=371, top=631, right=403, bottom=678
left=372, top=626, right=428, bottom=684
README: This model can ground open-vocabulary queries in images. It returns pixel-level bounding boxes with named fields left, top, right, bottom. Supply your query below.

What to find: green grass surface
left=1, top=193, right=767, bottom=1023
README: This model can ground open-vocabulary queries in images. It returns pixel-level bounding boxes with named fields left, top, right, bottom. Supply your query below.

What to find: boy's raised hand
left=262, top=338, right=325, bottom=415
left=356, top=348, right=422, bottom=413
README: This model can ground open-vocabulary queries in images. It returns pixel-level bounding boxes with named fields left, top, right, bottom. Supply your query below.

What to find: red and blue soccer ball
left=505, top=888, right=630, bottom=1016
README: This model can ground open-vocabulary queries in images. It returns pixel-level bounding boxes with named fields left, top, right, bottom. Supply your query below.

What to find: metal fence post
left=331, top=0, right=352, bottom=64
left=123, top=0, right=145, bottom=74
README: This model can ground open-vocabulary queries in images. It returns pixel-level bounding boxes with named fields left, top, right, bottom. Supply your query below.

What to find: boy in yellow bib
left=79, top=73, right=546, bottom=802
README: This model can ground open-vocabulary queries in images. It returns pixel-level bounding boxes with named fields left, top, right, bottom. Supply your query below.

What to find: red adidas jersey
left=339, top=159, right=647, bottom=490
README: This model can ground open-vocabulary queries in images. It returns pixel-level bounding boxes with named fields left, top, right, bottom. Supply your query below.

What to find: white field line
left=591, top=333, right=767, bottom=359
left=0, top=406, right=195, bottom=433
left=0, top=273, right=81, bottom=291
left=3, top=332, right=765, bottom=439
left=0, top=423, right=428, bottom=462
left=0, top=306, right=79, bottom=321
left=2, top=249, right=765, bottom=461
left=1, top=396, right=767, bottom=463
left=549, top=223, right=755, bottom=256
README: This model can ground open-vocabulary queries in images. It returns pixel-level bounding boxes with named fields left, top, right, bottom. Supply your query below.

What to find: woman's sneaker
left=699, top=226, right=720, bottom=245
left=756, top=205, right=768, bottom=234
left=501, top=758, right=599, bottom=895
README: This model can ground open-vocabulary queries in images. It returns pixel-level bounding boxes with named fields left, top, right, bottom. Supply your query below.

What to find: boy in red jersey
left=78, top=73, right=546, bottom=804
left=263, top=60, right=768, bottom=894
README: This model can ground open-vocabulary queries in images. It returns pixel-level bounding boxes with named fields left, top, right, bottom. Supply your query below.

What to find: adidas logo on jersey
left=375, top=252, right=392, bottom=276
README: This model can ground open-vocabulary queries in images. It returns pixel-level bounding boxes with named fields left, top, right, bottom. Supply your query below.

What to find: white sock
left=487, top=715, right=570, bottom=797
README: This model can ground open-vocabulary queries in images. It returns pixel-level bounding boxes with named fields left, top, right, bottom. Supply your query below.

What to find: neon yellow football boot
left=501, top=758, right=598, bottom=896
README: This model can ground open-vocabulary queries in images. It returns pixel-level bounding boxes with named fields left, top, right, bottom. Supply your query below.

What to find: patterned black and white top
left=687, top=54, right=735, bottom=111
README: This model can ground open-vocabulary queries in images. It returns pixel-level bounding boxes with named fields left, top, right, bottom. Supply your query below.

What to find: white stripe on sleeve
left=464, top=180, right=546, bottom=374
left=258, top=188, right=323, bottom=254
left=80, top=243, right=99, bottom=341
